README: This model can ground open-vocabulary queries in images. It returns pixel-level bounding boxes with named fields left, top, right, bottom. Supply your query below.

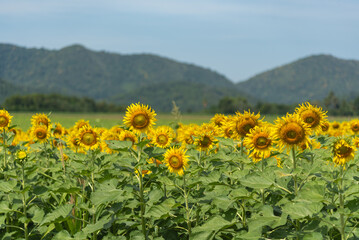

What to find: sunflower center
left=337, top=145, right=350, bottom=156
left=36, top=130, right=47, bottom=139
left=305, top=117, right=314, bottom=124
left=286, top=130, right=297, bottom=139
left=256, top=136, right=269, bottom=146
left=333, top=123, right=340, bottom=129
left=82, top=132, right=96, bottom=145
left=133, top=113, right=149, bottom=129
left=243, top=123, right=253, bottom=133
left=352, top=124, right=359, bottom=132
left=157, top=134, right=168, bottom=145
left=200, top=136, right=212, bottom=148
left=321, top=124, right=329, bottom=132
left=169, top=156, right=182, bottom=169
left=124, top=137, right=134, bottom=143
left=0, top=116, right=9, bottom=128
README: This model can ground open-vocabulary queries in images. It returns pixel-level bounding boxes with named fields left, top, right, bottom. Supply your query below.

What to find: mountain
left=0, top=43, right=245, bottom=112
left=237, top=54, right=359, bottom=104
left=0, top=78, right=31, bottom=103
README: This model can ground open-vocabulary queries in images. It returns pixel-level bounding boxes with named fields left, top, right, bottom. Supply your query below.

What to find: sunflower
left=219, top=120, right=235, bottom=139
left=195, top=133, right=216, bottom=152
left=16, top=149, right=27, bottom=160
left=31, top=125, right=51, bottom=142
left=244, top=125, right=274, bottom=162
left=101, top=130, right=120, bottom=153
left=320, top=121, right=330, bottom=134
left=123, top=103, right=157, bottom=134
left=118, top=130, right=138, bottom=147
left=53, top=122, right=66, bottom=138
left=164, top=147, right=189, bottom=176
left=232, top=110, right=262, bottom=139
left=66, top=129, right=81, bottom=151
left=349, top=119, right=359, bottom=135
left=77, top=125, right=101, bottom=150
left=332, top=138, right=356, bottom=166
left=210, top=114, right=227, bottom=127
left=74, top=119, right=91, bottom=131
left=31, top=113, right=51, bottom=128
left=295, top=102, right=328, bottom=134
left=0, top=109, right=13, bottom=129
left=273, top=113, right=311, bottom=151
left=149, top=126, right=174, bottom=148
left=109, top=125, right=124, bottom=135
left=177, top=124, right=197, bottom=145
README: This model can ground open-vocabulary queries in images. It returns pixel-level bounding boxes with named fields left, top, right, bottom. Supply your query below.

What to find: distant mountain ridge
left=0, top=43, right=245, bottom=111
left=237, top=54, right=359, bottom=104
left=1, top=43, right=359, bottom=112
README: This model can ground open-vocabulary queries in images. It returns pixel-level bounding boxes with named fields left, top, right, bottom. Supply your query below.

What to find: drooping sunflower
left=73, top=119, right=91, bottom=131
left=66, top=128, right=80, bottom=152
left=349, top=119, right=359, bottom=135
left=244, top=124, right=274, bottom=162
left=164, top=147, right=189, bottom=176
left=210, top=114, right=227, bottom=127
left=101, top=130, right=120, bottom=153
left=332, top=138, right=356, bottom=166
left=0, top=109, right=13, bottom=130
left=123, top=103, right=157, bottom=134
left=232, top=110, right=262, bottom=139
left=53, top=122, right=66, bottom=138
left=295, top=102, right=328, bottom=134
left=177, top=124, right=197, bottom=146
left=320, top=121, right=330, bottom=135
left=109, top=125, right=124, bottom=135
left=148, top=126, right=174, bottom=148
left=273, top=113, right=311, bottom=151
left=31, top=113, right=51, bottom=129
left=31, top=125, right=51, bottom=142
left=219, top=119, right=235, bottom=139
left=118, top=130, right=138, bottom=147
left=77, top=125, right=101, bottom=150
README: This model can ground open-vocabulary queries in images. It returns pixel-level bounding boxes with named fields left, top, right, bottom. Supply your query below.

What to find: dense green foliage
left=2, top=94, right=125, bottom=112
left=1, top=129, right=359, bottom=239
left=0, top=43, right=243, bottom=112
left=237, top=54, right=359, bottom=104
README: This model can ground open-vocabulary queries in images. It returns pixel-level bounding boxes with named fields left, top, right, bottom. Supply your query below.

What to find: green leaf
left=191, top=215, right=235, bottom=234
left=106, top=140, right=132, bottom=150
left=0, top=180, right=17, bottom=192
left=282, top=202, right=323, bottom=219
left=145, top=198, right=176, bottom=218
left=81, top=215, right=111, bottom=235
left=40, top=204, right=73, bottom=226
left=240, top=173, right=273, bottom=189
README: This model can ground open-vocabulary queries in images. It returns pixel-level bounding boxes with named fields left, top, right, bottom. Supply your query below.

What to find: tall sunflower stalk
left=332, top=138, right=356, bottom=240
left=0, top=109, right=13, bottom=169
left=132, top=141, right=148, bottom=240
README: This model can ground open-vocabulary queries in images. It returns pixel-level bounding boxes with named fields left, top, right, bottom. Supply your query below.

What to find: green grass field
left=10, top=112, right=356, bottom=131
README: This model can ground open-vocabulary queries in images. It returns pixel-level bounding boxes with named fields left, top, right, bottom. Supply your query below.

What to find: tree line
left=209, top=91, right=359, bottom=116
left=1, top=94, right=125, bottom=112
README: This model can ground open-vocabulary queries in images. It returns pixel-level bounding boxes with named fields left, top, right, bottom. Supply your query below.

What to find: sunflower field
left=1, top=102, right=359, bottom=240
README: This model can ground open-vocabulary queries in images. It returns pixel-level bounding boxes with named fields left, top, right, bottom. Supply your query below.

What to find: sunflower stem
left=339, top=165, right=346, bottom=240
left=21, top=162, right=29, bottom=240
left=240, top=138, right=244, bottom=170
left=2, top=130, right=6, bottom=169
left=138, top=167, right=147, bottom=240
left=183, top=174, right=192, bottom=237
left=291, top=148, right=298, bottom=196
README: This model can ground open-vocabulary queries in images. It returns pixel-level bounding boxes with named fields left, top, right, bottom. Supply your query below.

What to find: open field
left=9, top=112, right=357, bottom=130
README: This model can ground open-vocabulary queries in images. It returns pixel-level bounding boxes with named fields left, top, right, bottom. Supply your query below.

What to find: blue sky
left=1, top=0, right=359, bottom=82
